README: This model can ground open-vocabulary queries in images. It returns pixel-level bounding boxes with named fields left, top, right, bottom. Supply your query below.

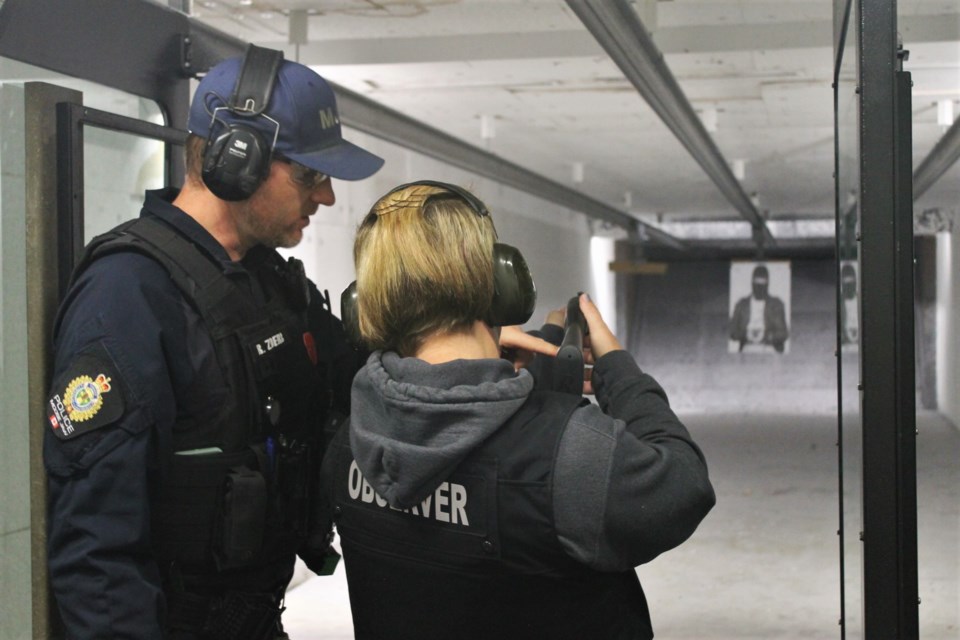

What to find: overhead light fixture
left=290, top=9, right=308, bottom=46
left=238, top=0, right=252, bottom=5
left=702, top=106, right=718, bottom=133
left=732, top=158, right=746, bottom=180
left=572, top=162, right=585, bottom=184
left=937, top=99, right=954, bottom=127
left=480, top=114, right=496, bottom=140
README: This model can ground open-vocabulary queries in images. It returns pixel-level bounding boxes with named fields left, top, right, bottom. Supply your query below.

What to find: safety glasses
left=276, top=155, right=329, bottom=190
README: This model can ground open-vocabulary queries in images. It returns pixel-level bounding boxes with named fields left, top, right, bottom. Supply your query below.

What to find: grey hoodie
left=348, top=346, right=715, bottom=572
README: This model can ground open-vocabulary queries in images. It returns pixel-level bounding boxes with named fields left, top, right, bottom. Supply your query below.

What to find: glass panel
left=83, top=127, right=165, bottom=241
left=900, top=1, right=960, bottom=635
left=0, top=56, right=166, bottom=243
left=834, top=0, right=863, bottom=636
left=0, top=57, right=163, bottom=122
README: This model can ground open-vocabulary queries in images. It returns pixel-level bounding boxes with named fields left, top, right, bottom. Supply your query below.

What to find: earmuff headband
left=386, top=180, right=490, bottom=218
left=230, top=44, right=283, bottom=115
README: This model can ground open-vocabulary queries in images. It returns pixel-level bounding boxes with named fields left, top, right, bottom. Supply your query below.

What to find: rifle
left=554, top=294, right=588, bottom=396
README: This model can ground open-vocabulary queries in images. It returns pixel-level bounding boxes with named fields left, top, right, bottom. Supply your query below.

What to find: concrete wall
left=937, top=231, right=959, bottom=427
left=620, top=259, right=850, bottom=414
left=0, top=82, right=34, bottom=640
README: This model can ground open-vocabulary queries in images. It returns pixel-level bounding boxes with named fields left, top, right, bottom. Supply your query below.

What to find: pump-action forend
left=555, top=294, right=588, bottom=396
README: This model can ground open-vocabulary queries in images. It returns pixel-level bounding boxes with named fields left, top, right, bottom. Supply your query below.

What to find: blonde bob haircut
left=354, top=183, right=497, bottom=356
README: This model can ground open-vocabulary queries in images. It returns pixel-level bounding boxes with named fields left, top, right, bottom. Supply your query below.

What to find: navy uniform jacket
left=43, top=188, right=356, bottom=638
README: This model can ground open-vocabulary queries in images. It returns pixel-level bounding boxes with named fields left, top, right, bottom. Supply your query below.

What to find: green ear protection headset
left=341, top=180, right=537, bottom=346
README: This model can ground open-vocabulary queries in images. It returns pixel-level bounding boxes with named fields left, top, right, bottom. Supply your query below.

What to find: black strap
left=231, top=45, right=283, bottom=115
left=126, top=218, right=261, bottom=332
left=81, top=217, right=262, bottom=335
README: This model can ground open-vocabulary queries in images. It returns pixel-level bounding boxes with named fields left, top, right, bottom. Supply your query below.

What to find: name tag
left=347, top=460, right=472, bottom=526
left=334, top=446, right=500, bottom=561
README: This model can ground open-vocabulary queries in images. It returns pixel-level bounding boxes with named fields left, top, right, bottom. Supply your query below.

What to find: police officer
left=44, top=45, right=383, bottom=639
left=324, top=182, right=715, bottom=639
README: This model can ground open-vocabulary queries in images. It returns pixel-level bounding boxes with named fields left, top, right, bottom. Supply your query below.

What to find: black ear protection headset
left=201, top=44, right=284, bottom=201
left=341, top=180, right=537, bottom=346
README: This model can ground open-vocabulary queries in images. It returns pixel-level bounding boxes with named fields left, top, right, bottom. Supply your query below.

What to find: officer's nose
left=312, top=179, right=336, bottom=206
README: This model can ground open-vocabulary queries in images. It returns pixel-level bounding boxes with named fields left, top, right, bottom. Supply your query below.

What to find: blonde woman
left=323, top=181, right=715, bottom=640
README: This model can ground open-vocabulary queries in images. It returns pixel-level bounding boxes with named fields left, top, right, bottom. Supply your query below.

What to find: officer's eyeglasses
left=277, top=156, right=329, bottom=191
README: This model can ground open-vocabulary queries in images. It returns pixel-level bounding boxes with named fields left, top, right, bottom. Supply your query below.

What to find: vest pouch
left=267, top=441, right=311, bottom=556
left=215, top=466, right=268, bottom=571
left=154, top=448, right=261, bottom=573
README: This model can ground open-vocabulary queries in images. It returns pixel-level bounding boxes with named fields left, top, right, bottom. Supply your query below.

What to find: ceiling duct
left=566, top=0, right=776, bottom=249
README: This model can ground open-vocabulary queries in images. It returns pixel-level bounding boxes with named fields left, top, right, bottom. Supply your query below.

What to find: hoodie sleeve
left=552, top=350, right=715, bottom=572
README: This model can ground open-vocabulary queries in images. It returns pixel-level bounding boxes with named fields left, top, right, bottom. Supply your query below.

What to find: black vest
left=327, top=389, right=654, bottom=640
left=76, top=216, right=326, bottom=586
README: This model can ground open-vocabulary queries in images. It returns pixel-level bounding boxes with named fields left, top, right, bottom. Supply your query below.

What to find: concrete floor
left=282, top=411, right=959, bottom=639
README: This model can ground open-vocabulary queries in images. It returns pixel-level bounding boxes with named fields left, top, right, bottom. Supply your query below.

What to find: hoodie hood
left=350, top=351, right=533, bottom=509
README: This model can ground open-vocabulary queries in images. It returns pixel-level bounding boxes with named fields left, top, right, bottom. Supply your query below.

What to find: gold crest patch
left=64, top=374, right=113, bottom=422
left=48, top=344, right=125, bottom=441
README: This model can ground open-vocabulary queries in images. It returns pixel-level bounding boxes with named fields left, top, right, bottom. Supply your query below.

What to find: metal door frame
left=55, top=102, right=187, bottom=296
left=848, top=0, right=920, bottom=636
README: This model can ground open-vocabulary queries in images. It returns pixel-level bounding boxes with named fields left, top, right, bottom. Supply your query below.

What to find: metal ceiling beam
left=334, top=87, right=686, bottom=251
left=262, top=24, right=831, bottom=66
left=566, top=0, right=777, bottom=249
left=173, top=13, right=688, bottom=252
left=214, top=13, right=960, bottom=64
left=913, top=115, right=960, bottom=200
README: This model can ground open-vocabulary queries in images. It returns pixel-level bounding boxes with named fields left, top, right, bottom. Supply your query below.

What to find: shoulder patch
left=48, top=343, right=125, bottom=441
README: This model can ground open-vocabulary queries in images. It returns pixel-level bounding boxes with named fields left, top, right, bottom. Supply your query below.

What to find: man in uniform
left=44, top=46, right=383, bottom=638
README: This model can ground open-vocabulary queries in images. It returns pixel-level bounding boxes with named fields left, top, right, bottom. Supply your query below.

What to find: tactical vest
left=328, top=389, right=654, bottom=640
left=75, top=216, right=327, bottom=586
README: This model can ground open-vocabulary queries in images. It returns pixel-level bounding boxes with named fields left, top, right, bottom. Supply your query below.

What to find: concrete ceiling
left=186, top=0, right=960, bottom=242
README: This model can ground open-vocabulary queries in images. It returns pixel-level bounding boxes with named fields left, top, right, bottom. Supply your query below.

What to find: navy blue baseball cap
left=188, top=56, right=384, bottom=181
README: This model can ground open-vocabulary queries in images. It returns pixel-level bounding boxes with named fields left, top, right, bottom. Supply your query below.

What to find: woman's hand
left=543, top=306, right=566, bottom=328
left=579, top=293, right=623, bottom=362
left=579, top=293, right=623, bottom=394
left=499, top=325, right=560, bottom=371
